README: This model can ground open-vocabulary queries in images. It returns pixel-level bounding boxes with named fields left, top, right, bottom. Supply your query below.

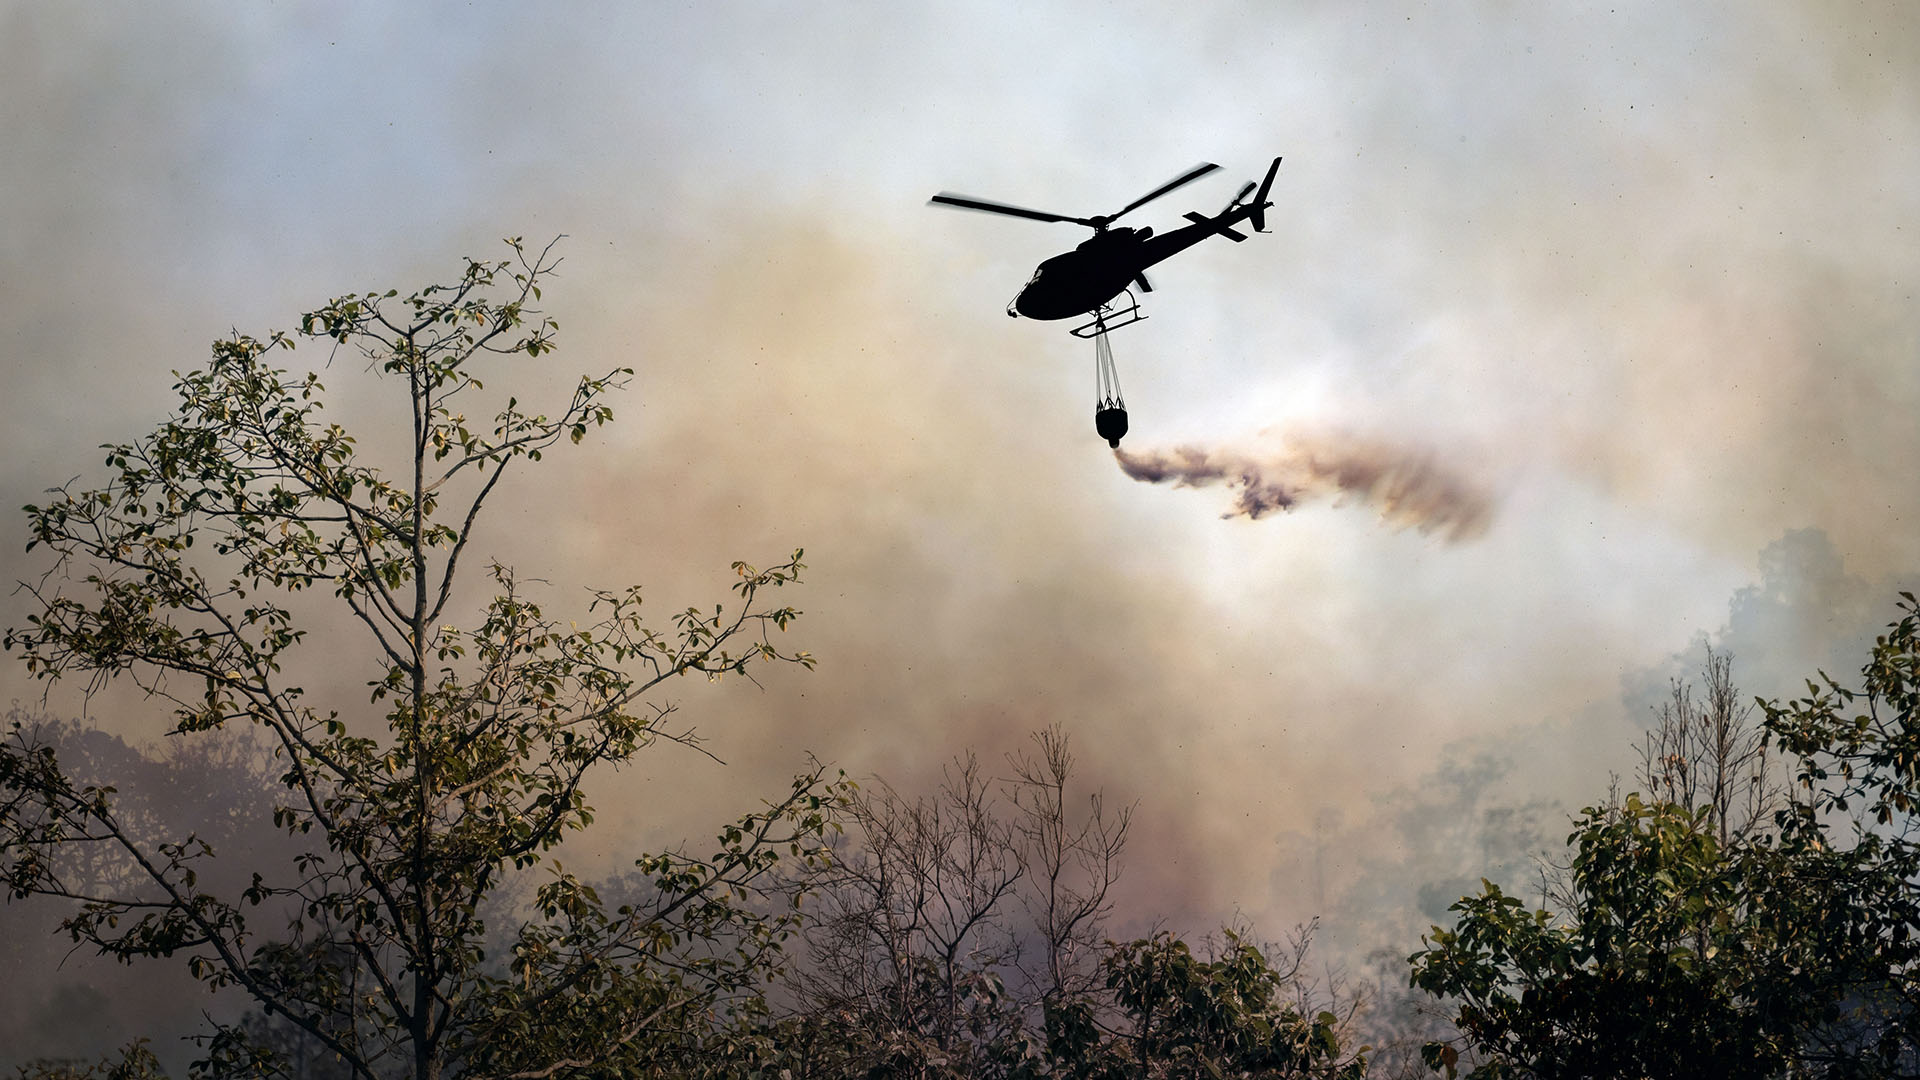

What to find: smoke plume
left=1114, top=430, right=1495, bottom=541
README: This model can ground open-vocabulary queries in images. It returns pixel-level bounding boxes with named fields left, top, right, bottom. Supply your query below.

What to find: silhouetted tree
left=1, top=241, right=846, bottom=1080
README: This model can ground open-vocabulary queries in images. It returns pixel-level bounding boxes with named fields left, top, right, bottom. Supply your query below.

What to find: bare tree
left=786, top=727, right=1130, bottom=1077
left=1637, top=647, right=1779, bottom=843
left=793, top=752, right=1023, bottom=1069
left=1004, top=725, right=1131, bottom=1003
left=1529, top=650, right=1784, bottom=928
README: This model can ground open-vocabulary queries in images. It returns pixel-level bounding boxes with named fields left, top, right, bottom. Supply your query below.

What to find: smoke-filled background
left=2, top=0, right=1916, bottom=1063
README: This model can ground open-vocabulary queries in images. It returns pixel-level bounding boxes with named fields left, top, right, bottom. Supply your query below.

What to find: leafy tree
left=1, top=240, right=846, bottom=1080
left=1408, top=795, right=1851, bottom=1079
left=1086, top=928, right=1368, bottom=1080
left=1762, top=592, right=1920, bottom=1073
left=1409, top=626, right=1920, bottom=1079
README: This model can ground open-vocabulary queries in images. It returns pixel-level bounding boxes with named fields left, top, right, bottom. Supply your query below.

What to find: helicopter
left=930, top=156, right=1282, bottom=333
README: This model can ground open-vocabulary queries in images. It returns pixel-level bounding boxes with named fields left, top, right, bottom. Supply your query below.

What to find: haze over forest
left=2, top=2, right=1916, bottom=1069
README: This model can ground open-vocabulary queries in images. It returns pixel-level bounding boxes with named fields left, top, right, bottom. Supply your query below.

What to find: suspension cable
left=1094, top=315, right=1124, bottom=411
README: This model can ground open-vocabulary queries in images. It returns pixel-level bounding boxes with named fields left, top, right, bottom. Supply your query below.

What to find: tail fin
left=1249, top=157, right=1281, bottom=232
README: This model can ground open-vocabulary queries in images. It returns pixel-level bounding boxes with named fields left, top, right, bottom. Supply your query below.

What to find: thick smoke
left=1114, top=430, right=1495, bottom=540
left=4, top=2, right=1917, bottom=1071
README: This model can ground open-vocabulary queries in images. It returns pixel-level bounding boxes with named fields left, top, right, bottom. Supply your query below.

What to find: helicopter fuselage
left=1009, top=199, right=1267, bottom=320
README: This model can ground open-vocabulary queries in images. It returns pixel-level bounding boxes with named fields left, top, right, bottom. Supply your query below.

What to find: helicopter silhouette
left=930, top=157, right=1281, bottom=333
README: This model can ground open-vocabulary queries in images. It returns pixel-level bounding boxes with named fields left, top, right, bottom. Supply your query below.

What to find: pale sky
left=3, top=1, right=1917, bottom=1055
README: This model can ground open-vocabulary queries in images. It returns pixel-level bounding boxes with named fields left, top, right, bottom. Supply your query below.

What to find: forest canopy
left=4, top=246, right=1918, bottom=1080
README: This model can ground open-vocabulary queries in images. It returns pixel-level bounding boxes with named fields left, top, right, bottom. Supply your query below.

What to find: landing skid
left=1069, top=290, right=1147, bottom=338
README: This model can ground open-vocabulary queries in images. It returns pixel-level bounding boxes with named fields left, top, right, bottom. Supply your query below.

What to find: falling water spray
left=1114, top=429, right=1495, bottom=541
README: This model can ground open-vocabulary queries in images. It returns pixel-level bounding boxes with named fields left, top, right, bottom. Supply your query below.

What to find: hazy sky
left=3, top=1, right=1917, bottom=1049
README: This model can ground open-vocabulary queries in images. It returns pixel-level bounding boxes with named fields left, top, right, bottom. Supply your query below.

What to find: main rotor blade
left=929, top=193, right=1094, bottom=226
left=1111, top=162, right=1222, bottom=221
